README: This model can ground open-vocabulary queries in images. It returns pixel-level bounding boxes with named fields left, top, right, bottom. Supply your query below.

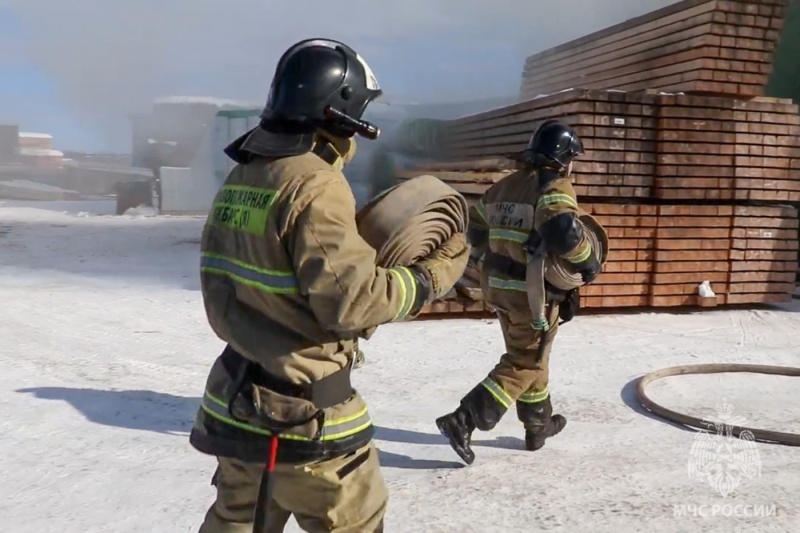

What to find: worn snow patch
left=18, top=132, right=53, bottom=139
left=0, top=205, right=798, bottom=533
left=122, top=205, right=159, bottom=217
left=18, top=148, right=64, bottom=157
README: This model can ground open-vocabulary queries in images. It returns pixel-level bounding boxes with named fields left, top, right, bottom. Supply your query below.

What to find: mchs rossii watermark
left=673, top=400, right=777, bottom=519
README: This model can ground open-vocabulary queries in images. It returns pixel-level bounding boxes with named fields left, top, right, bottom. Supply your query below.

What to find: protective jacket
left=190, top=138, right=421, bottom=465
left=467, top=168, right=600, bottom=327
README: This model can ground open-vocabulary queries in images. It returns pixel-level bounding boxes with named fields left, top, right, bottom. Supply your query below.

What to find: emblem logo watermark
left=673, top=400, right=777, bottom=519
left=687, top=399, right=761, bottom=497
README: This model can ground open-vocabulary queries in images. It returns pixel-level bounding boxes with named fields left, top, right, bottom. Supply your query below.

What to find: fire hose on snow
left=635, top=363, right=800, bottom=446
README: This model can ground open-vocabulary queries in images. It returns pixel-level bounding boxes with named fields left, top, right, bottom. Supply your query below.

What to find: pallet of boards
left=414, top=202, right=797, bottom=312
left=407, top=202, right=797, bottom=314
left=655, top=93, right=800, bottom=202
left=520, top=0, right=789, bottom=100
left=393, top=158, right=517, bottom=205
left=417, top=265, right=493, bottom=317
left=444, top=90, right=659, bottom=199
left=442, top=89, right=800, bottom=203
left=578, top=204, right=656, bottom=308
left=418, top=298, right=492, bottom=317
left=580, top=203, right=798, bottom=308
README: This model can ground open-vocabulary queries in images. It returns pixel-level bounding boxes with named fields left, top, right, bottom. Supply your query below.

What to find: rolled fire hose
left=526, top=213, right=609, bottom=327
left=252, top=176, right=467, bottom=533
left=356, top=174, right=468, bottom=268
left=636, top=363, right=800, bottom=446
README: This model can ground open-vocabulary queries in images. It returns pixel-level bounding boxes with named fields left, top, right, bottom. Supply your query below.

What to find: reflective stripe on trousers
left=480, top=377, right=513, bottom=409
left=481, top=378, right=549, bottom=407
left=518, top=387, right=549, bottom=404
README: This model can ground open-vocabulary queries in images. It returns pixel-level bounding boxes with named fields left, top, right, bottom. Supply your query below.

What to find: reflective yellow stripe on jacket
left=488, top=228, right=529, bottom=243
left=200, top=252, right=298, bottom=294
left=201, top=391, right=372, bottom=441
left=388, top=266, right=418, bottom=321
left=535, top=192, right=578, bottom=211
left=564, top=241, right=592, bottom=263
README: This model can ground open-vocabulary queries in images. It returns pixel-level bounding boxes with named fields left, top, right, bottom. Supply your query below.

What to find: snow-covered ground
left=1, top=202, right=799, bottom=533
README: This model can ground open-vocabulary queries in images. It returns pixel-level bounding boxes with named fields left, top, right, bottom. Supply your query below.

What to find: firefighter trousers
left=462, top=303, right=559, bottom=429
left=198, top=443, right=386, bottom=533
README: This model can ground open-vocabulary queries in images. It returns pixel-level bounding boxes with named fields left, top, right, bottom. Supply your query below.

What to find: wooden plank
left=450, top=89, right=629, bottom=129
left=519, top=35, right=782, bottom=94
left=522, top=0, right=715, bottom=67
left=519, top=0, right=787, bottom=99
left=521, top=21, right=719, bottom=88
left=522, top=62, right=770, bottom=99
left=520, top=9, right=786, bottom=72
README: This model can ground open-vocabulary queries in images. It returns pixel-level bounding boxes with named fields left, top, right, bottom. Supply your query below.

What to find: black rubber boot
left=519, top=396, right=567, bottom=451
left=436, top=407, right=476, bottom=465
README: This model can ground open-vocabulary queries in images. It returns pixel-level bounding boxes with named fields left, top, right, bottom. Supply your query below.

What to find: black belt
left=483, top=251, right=569, bottom=304
left=221, top=345, right=354, bottom=410
left=483, top=251, right=527, bottom=280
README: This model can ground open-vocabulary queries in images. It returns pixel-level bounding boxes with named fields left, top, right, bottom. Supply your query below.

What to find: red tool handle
left=267, top=435, right=279, bottom=472
left=253, top=436, right=280, bottom=533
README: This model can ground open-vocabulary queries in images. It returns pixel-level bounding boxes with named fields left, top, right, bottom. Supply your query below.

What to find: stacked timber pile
left=440, top=90, right=800, bottom=205
left=395, top=0, right=799, bottom=316
left=578, top=204, right=798, bottom=308
left=16, top=132, right=64, bottom=168
left=520, top=0, right=788, bottom=99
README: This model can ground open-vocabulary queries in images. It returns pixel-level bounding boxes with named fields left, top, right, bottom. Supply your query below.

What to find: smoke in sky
left=0, top=0, right=678, bottom=150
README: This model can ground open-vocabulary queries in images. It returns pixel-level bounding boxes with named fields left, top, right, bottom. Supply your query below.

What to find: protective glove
left=576, top=252, right=601, bottom=284
left=415, top=232, right=470, bottom=300
left=558, top=289, right=580, bottom=324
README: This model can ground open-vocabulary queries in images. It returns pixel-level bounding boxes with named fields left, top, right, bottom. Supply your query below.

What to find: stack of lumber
left=401, top=91, right=800, bottom=313
left=410, top=200, right=798, bottom=315
left=398, top=0, right=800, bottom=315
left=578, top=204, right=797, bottom=308
left=17, top=132, right=54, bottom=150
left=441, top=89, right=800, bottom=204
left=655, top=93, right=800, bottom=202
left=445, top=90, right=659, bottom=199
left=419, top=265, right=494, bottom=316
left=520, top=0, right=788, bottom=100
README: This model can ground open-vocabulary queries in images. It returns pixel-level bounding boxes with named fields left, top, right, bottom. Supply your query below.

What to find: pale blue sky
left=0, top=1, right=677, bottom=153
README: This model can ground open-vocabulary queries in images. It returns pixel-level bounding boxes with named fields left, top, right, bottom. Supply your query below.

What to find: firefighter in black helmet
left=436, top=119, right=605, bottom=465
left=193, top=38, right=468, bottom=532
